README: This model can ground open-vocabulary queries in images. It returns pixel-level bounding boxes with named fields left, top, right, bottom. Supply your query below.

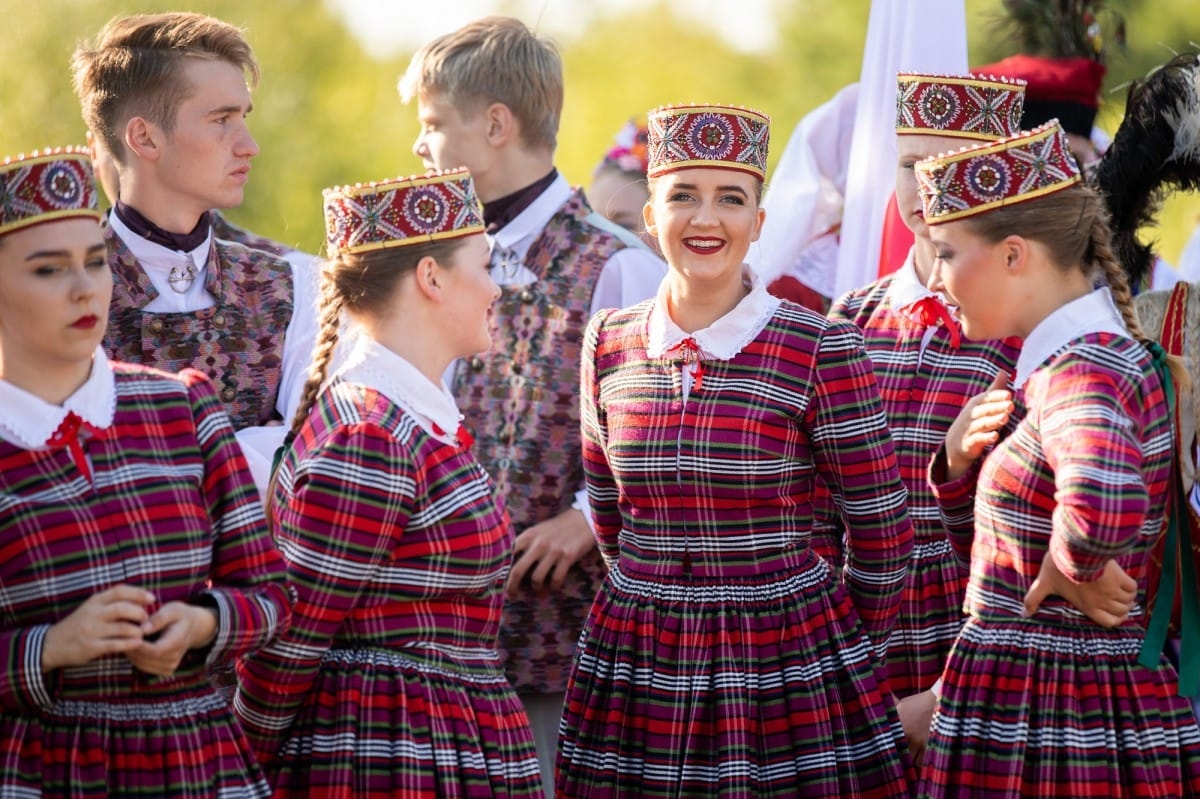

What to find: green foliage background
left=4, top=0, right=1198, bottom=265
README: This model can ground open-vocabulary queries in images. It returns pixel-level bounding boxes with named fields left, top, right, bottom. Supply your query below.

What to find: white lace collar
left=337, top=336, right=464, bottom=444
left=647, top=271, right=782, bottom=360
left=1014, top=287, right=1128, bottom=389
left=0, top=348, right=116, bottom=450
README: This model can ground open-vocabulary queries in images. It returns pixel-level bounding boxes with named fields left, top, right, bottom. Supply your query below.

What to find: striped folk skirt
left=918, top=616, right=1200, bottom=798
left=886, top=532, right=970, bottom=698
left=556, top=549, right=911, bottom=798
left=0, top=688, right=271, bottom=797
left=268, top=647, right=543, bottom=798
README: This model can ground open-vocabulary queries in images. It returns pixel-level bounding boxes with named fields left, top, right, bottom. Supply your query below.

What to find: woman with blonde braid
left=915, top=121, right=1200, bottom=797
left=234, top=170, right=542, bottom=797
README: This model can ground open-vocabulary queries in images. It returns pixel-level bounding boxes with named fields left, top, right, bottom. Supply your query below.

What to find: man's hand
left=506, top=509, right=596, bottom=596
left=896, top=689, right=938, bottom=769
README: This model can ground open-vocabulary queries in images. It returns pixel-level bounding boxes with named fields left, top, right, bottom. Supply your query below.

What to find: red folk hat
left=896, top=73, right=1027, bottom=141
left=646, top=104, right=770, bottom=179
left=323, top=169, right=485, bottom=256
left=0, top=148, right=101, bottom=237
left=915, top=121, right=1081, bottom=225
left=971, top=55, right=1106, bottom=137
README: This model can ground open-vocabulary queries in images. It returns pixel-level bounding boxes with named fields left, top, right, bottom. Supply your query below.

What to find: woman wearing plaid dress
left=0, top=148, right=290, bottom=797
left=556, top=104, right=914, bottom=798
left=916, top=121, right=1200, bottom=797
left=234, top=170, right=542, bottom=797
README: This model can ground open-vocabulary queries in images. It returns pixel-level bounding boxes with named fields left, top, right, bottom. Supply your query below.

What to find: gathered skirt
left=556, top=548, right=911, bottom=798
left=269, top=647, right=543, bottom=798
left=918, top=616, right=1200, bottom=798
left=0, top=687, right=270, bottom=798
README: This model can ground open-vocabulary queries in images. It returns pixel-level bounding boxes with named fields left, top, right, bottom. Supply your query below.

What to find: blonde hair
left=71, top=12, right=259, bottom=166
left=398, top=16, right=562, bottom=152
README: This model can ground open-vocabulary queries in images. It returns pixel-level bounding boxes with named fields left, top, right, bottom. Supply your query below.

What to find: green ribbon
left=1138, top=341, right=1200, bottom=696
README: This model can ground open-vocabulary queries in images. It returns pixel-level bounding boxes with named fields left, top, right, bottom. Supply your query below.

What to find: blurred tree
left=0, top=0, right=408, bottom=254
left=2, top=0, right=1196, bottom=264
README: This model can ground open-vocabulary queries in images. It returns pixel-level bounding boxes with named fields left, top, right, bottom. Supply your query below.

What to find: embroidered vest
left=455, top=190, right=628, bottom=693
left=104, top=226, right=295, bottom=430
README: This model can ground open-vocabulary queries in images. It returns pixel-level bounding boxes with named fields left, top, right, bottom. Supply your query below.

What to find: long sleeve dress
left=235, top=338, right=541, bottom=798
left=0, top=350, right=291, bottom=797
left=918, top=288, right=1200, bottom=798
left=557, top=278, right=914, bottom=798
left=829, top=250, right=1020, bottom=697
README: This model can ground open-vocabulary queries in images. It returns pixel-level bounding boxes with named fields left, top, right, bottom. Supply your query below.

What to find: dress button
left=148, top=318, right=165, bottom=333
left=470, top=357, right=485, bottom=372
left=220, top=387, right=237, bottom=402
left=213, top=314, right=226, bottom=328
left=511, top=362, right=523, bottom=375
left=519, top=289, right=535, bottom=304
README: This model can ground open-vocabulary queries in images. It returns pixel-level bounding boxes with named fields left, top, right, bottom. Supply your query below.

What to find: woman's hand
left=42, top=585, right=155, bottom=672
left=945, top=371, right=1013, bottom=481
left=1023, top=556, right=1136, bottom=628
left=125, top=602, right=218, bottom=677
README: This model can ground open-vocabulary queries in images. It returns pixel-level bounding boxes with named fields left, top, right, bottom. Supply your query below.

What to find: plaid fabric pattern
left=829, top=276, right=1020, bottom=696
left=921, top=333, right=1200, bottom=797
left=557, top=301, right=913, bottom=797
left=0, top=364, right=289, bottom=796
left=235, top=380, right=541, bottom=797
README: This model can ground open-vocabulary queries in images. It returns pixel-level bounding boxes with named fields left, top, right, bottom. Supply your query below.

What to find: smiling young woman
left=556, top=104, right=914, bottom=798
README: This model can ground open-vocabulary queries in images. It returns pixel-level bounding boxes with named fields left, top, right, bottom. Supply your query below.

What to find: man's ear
left=124, top=116, right=161, bottom=162
left=484, top=102, right=515, bottom=148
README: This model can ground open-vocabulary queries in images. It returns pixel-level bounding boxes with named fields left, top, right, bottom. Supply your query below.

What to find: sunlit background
left=5, top=0, right=1197, bottom=265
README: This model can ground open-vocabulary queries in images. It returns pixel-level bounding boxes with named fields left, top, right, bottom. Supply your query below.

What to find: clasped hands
left=41, top=585, right=218, bottom=677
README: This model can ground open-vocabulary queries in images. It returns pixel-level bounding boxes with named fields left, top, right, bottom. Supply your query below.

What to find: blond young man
left=400, top=17, right=665, bottom=796
left=72, top=12, right=319, bottom=489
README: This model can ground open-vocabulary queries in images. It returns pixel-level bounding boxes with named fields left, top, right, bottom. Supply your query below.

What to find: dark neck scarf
left=482, top=169, right=558, bottom=234
left=114, top=201, right=211, bottom=252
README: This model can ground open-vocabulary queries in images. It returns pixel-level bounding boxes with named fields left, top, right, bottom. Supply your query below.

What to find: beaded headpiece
left=323, top=169, right=485, bottom=256
left=0, top=148, right=101, bottom=237
left=597, top=117, right=649, bottom=176
left=646, top=104, right=770, bottom=179
left=915, top=121, right=1081, bottom=225
left=896, top=73, right=1027, bottom=140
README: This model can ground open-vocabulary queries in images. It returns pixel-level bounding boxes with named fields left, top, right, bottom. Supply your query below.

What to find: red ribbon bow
left=676, top=337, right=705, bottom=391
left=431, top=422, right=474, bottom=451
left=44, top=411, right=109, bottom=482
left=901, top=295, right=961, bottom=349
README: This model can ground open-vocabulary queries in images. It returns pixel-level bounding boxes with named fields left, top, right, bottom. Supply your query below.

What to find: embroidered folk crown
left=896, top=73, right=1027, bottom=140
left=915, top=120, right=1081, bottom=225
left=646, top=104, right=770, bottom=179
left=323, top=169, right=485, bottom=256
left=0, top=148, right=101, bottom=237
